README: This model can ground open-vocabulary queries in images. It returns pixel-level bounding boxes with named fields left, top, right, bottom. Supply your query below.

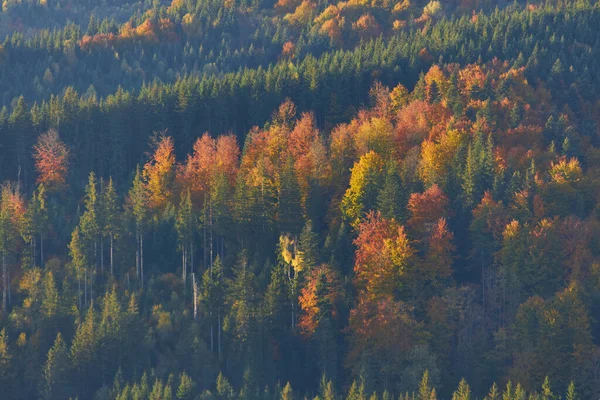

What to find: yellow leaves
left=168, top=0, right=184, bottom=12
left=458, top=64, right=487, bottom=95
left=355, top=117, right=394, bottom=158
left=392, top=0, right=410, bottom=13
left=422, top=0, right=441, bottom=17
left=392, top=19, right=407, bottom=30
left=341, top=151, right=385, bottom=227
left=419, top=128, right=464, bottom=187
left=389, top=83, right=410, bottom=112
left=314, top=4, right=340, bottom=25
left=386, top=225, right=414, bottom=270
left=284, top=0, right=316, bottom=27
left=143, top=135, right=176, bottom=213
left=549, top=157, right=583, bottom=184
left=352, top=13, right=382, bottom=39
left=503, top=219, right=521, bottom=240
left=275, top=0, right=302, bottom=14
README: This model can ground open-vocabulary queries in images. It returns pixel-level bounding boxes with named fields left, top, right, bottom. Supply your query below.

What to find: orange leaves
left=458, top=64, right=487, bottom=95
left=284, top=0, right=317, bottom=27
left=407, top=184, right=450, bottom=235
left=282, top=41, right=296, bottom=58
left=347, top=296, right=419, bottom=377
left=353, top=211, right=414, bottom=300
left=144, top=134, right=176, bottom=212
left=352, top=13, right=382, bottom=40
left=275, top=0, right=302, bottom=13
left=354, top=117, right=394, bottom=158
left=178, top=133, right=240, bottom=205
left=419, top=128, right=465, bottom=187
left=298, top=264, right=341, bottom=336
left=33, top=129, right=70, bottom=192
left=80, top=18, right=178, bottom=51
left=549, top=157, right=583, bottom=184
left=424, top=218, right=455, bottom=282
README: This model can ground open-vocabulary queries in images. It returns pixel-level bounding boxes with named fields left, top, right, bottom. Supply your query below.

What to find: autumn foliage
left=33, top=129, right=70, bottom=192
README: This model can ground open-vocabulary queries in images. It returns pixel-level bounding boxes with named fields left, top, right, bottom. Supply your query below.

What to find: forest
left=1, top=0, right=600, bottom=398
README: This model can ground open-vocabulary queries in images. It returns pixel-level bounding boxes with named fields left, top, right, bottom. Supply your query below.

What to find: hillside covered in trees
left=1, top=0, right=600, bottom=399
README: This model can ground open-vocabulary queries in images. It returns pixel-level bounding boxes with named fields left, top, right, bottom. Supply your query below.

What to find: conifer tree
left=42, top=332, right=70, bottom=400
left=103, top=177, right=119, bottom=276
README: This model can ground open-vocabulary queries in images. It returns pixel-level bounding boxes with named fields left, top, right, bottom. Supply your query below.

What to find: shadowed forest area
left=0, top=0, right=600, bottom=399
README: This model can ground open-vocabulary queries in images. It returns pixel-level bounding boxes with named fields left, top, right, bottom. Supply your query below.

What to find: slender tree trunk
left=78, top=272, right=81, bottom=309
left=110, top=235, right=114, bottom=276
left=2, top=252, right=6, bottom=312
left=210, top=198, right=213, bottom=267
left=100, top=236, right=104, bottom=276
left=40, top=233, right=44, bottom=269
left=90, top=269, right=94, bottom=306
left=182, top=247, right=186, bottom=284
left=190, top=240, right=194, bottom=277
left=218, top=313, right=221, bottom=359
left=204, top=200, right=207, bottom=273
left=136, top=232, right=140, bottom=280
left=210, top=313, right=214, bottom=352
left=140, top=233, right=144, bottom=286
left=192, top=273, right=197, bottom=320
left=84, top=268, right=88, bottom=307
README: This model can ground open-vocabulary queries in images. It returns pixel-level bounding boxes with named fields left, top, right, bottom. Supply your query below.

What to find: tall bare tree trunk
left=2, top=252, right=6, bottom=312
left=84, top=268, right=87, bottom=307
left=100, top=236, right=104, bottom=276
left=140, top=233, right=144, bottom=286
left=110, top=235, right=114, bottom=276
left=40, top=233, right=44, bottom=269
left=136, top=232, right=140, bottom=280
left=192, top=273, right=197, bottom=320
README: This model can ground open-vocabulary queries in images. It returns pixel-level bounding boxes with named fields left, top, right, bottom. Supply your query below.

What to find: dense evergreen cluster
left=1, top=0, right=600, bottom=399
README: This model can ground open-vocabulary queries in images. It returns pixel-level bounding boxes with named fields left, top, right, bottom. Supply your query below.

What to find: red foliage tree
left=407, top=184, right=450, bottom=235
left=33, top=129, right=70, bottom=192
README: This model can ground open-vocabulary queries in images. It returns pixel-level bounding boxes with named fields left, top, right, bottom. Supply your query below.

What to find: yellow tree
left=143, top=133, right=176, bottom=216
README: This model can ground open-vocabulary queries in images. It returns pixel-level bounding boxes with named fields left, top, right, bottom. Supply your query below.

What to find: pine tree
left=346, top=380, right=366, bottom=400
left=42, top=332, right=70, bottom=400
left=0, top=328, right=13, bottom=393
left=69, top=226, right=87, bottom=309
left=452, top=379, right=471, bottom=400
left=176, top=189, right=194, bottom=284
left=418, top=370, right=432, bottom=400
left=484, top=383, right=499, bottom=400
left=103, top=177, right=119, bottom=276
left=128, top=165, right=148, bottom=285
left=320, top=375, right=337, bottom=400
left=377, top=161, right=404, bottom=221
left=41, top=271, right=59, bottom=320
left=201, top=256, right=225, bottom=355
left=540, top=377, right=554, bottom=400
left=298, top=220, right=319, bottom=272
left=176, top=372, right=195, bottom=400
left=565, top=381, right=577, bottom=400
left=281, top=382, right=294, bottom=400
left=80, top=172, right=100, bottom=300
left=216, top=372, right=235, bottom=400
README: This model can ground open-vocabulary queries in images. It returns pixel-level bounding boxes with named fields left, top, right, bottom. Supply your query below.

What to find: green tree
left=79, top=172, right=100, bottom=301
left=103, top=177, right=119, bottom=276
left=341, top=151, right=385, bottom=228
left=452, top=379, right=471, bottom=400
left=176, top=189, right=195, bottom=285
left=281, top=382, right=294, bottom=400
left=176, top=371, right=196, bottom=400
left=128, top=165, right=148, bottom=285
left=42, top=332, right=70, bottom=400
